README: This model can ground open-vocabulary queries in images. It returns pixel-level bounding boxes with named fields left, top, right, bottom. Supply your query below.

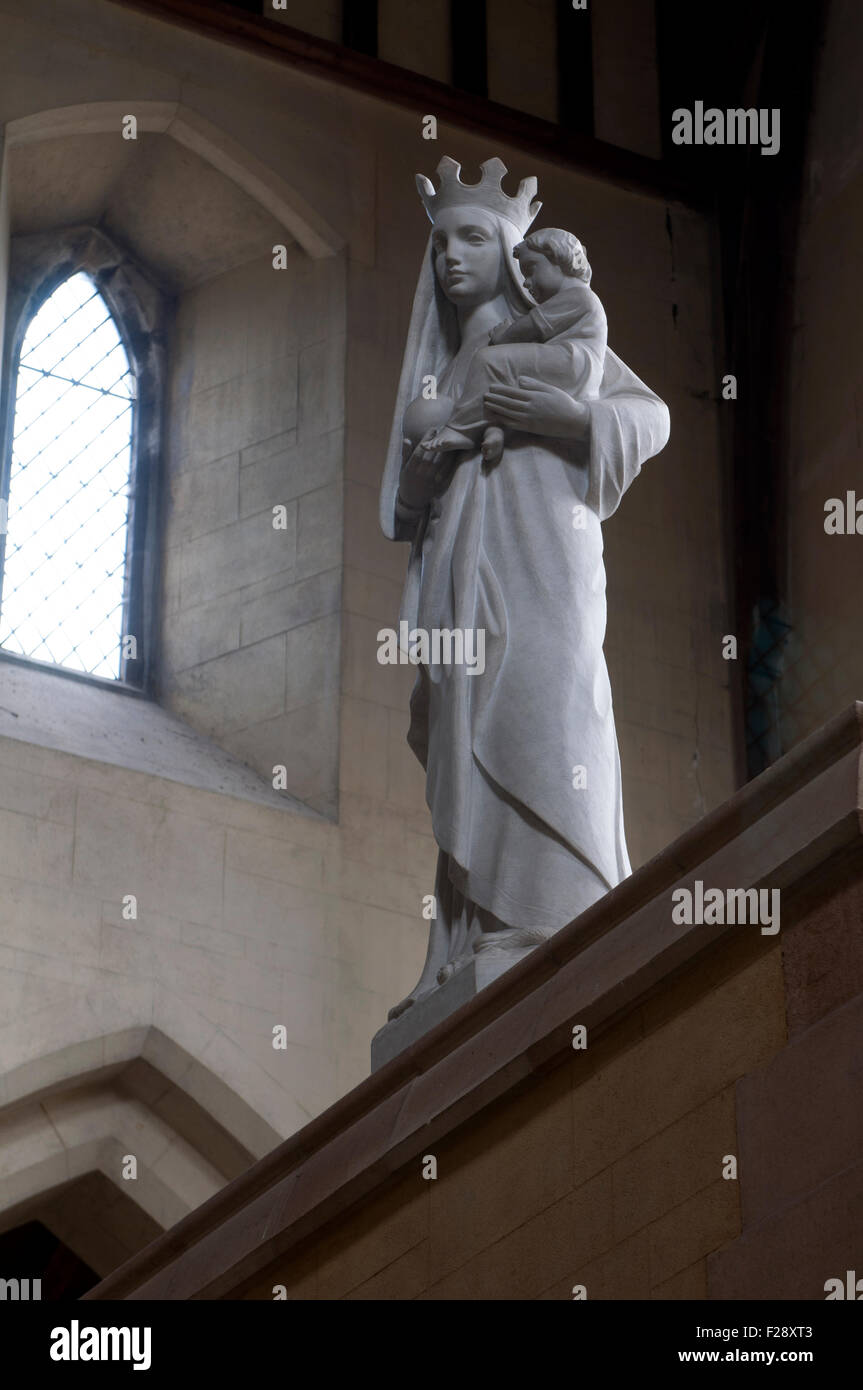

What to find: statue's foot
left=387, top=994, right=416, bottom=1021
left=436, top=952, right=481, bottom=984
left=419, top=425, right=474, bottom=454
left=480, top=426, right=504, bottom=465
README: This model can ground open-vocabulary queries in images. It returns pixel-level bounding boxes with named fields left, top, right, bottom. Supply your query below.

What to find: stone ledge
left=85, top=703, right=863, bottom=1300
left=0, top=656, right=316, bottom=816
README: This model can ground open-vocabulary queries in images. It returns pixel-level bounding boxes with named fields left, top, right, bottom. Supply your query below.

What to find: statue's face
left=515, top=248, right=564, bottom=303
left=431, top=207, right=504, bottom=305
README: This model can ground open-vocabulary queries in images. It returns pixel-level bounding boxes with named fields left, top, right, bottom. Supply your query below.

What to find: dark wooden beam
left=105, top=0, right=707, bottom=208
left=556, top=0, right=594, bottom=135
left=451, top=0, right=487, bottom=99
left=342, top=0, right=377, bottom=57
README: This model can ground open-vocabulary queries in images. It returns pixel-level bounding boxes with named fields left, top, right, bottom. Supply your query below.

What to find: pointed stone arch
left=4, top=101, right=343, bottom=260
left=0, top=1027, right=282, bottom=1280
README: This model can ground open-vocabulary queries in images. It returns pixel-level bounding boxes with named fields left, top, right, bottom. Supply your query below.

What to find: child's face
left=517, top=250, right=568, bottom=303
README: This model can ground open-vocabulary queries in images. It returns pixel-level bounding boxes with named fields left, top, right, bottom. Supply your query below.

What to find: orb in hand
left=402, top=394, right=454, bottom=447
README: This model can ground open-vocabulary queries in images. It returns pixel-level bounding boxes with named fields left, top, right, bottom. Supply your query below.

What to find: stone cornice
left=85, top=703, right=863, bottom=1299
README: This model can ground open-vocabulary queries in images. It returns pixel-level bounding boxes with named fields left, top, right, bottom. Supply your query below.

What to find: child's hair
left=514, top=228, right=592, bottom=283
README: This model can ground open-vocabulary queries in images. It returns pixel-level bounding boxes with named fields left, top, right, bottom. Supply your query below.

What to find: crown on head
left=416, top=156, right=541, bottom=235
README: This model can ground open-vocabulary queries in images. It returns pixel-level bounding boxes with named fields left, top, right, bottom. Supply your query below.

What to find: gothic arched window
left=0, top=272, right=136, bottom=680
left=0, top=235, right=165, bottom=690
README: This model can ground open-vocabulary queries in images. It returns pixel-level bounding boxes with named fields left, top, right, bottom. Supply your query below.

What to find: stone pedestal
left=370, top=939, right=539, bottom=1071
left=371, top=960, right=479, bottom=1071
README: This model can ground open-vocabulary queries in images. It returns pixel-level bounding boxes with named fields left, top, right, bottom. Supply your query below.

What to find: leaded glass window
left=0, top=271, right=136, bottom=679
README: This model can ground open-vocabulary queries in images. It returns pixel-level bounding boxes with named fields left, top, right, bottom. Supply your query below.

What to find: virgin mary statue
left=379, top=157, right=670, bottom=1022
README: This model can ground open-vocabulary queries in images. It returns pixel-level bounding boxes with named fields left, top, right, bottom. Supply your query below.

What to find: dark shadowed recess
left=0, top=1221, right=98, bottom=1300
left=657, top=0, right=828, bottom=779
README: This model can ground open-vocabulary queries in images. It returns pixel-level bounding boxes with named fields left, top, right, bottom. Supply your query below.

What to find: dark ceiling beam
left=105, top=0, right=707, bottom=209
left=450, top=0, right=488, bottom=99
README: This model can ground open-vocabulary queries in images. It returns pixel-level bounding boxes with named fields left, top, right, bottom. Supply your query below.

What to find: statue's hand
left=484, top=374, right=591, bottom=440
left=398, top=439, right=453, bottom=510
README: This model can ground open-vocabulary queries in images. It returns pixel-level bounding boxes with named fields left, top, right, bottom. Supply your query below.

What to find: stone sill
left=0, top=654, right=316, bottom=817
left=85, top=702, right=863, bottom=1300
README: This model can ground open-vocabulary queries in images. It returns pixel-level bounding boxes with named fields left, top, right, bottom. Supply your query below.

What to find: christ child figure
left=417, top=227, right=607, bottom=466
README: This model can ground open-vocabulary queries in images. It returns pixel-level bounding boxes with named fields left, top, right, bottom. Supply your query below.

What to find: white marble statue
left=379, top=157, right=670, bottom=1021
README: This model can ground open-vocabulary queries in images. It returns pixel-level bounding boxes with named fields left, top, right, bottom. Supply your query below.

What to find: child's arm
left=532, top=287, right=606, bottom=347
left=488, top=311, right=540, bottom=345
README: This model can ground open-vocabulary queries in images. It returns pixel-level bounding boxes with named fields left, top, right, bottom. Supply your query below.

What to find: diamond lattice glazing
left=0, top=272, right=136, bottom=679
